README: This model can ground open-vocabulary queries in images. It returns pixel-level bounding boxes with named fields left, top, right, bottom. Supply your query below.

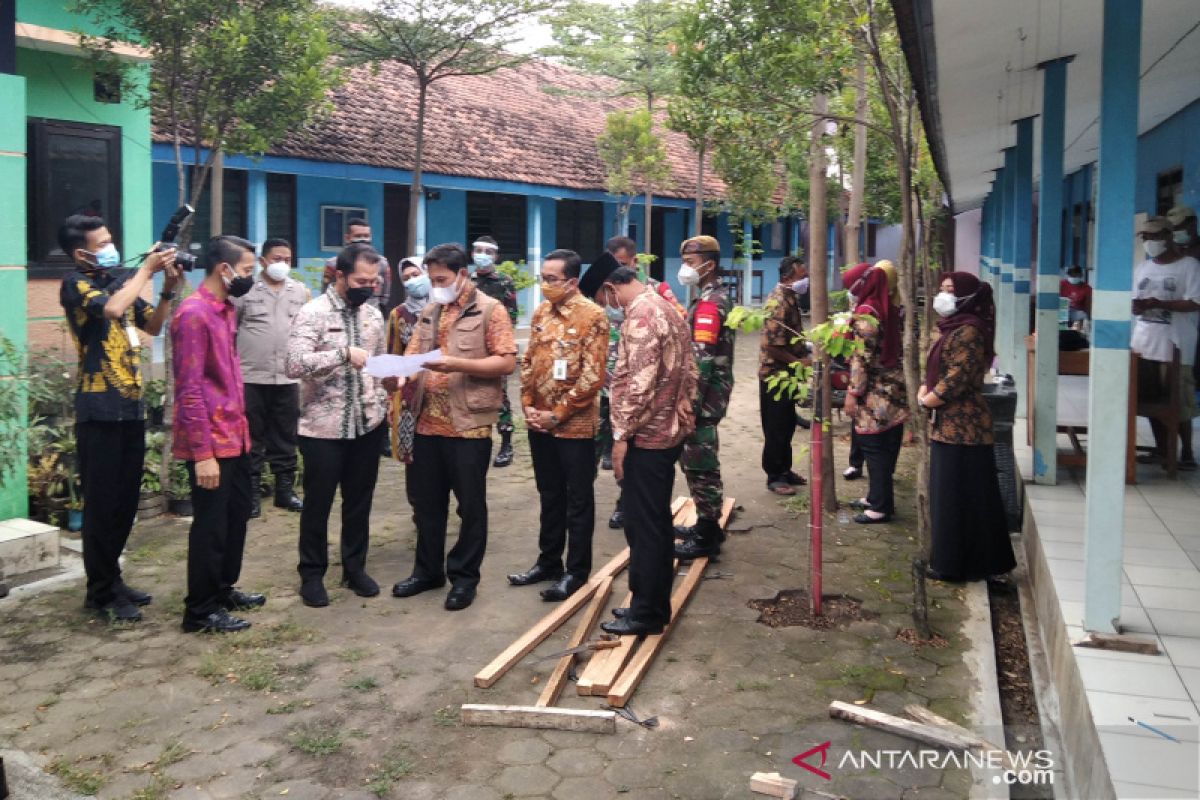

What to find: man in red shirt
left=1059, top=265, right=1092, bottom=326
left=172, top=235, right=261, bottom=633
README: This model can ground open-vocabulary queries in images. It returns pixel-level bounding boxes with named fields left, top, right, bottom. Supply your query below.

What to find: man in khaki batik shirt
left=508, top=249, right=609, bottom=602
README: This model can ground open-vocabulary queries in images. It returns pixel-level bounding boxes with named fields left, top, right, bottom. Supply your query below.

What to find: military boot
left=493, top=432, right=514, bottom=468
left=273, top=472, right=304, bottom=512
left=674, top=518, right=722, bottom=560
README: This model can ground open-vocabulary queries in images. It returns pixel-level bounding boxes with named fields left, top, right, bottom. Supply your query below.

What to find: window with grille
left=555, top=199, right=604, bottom=260
left=467, top=191, right=527, bottom=262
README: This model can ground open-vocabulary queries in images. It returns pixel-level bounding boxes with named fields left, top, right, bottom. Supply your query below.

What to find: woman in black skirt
left=918, top=272, right=1016, bottom=582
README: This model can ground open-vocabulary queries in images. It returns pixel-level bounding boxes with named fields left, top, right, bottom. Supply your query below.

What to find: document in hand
left=365, top=349, right=443, bottom=379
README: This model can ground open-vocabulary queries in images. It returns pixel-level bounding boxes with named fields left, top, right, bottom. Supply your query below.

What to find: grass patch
left=433, top=705, right=459, bottom=727
left=346, top=675, right=380, bottom=693
left=154, top=741, right=188, bottom=769
left=735, top=679, right=773, bottom=692
left=266, top=699, right=308, bottom=715
left=290, top=722, right=343, bottom=756
left=131, top=773, right=175, bottom=800
left=366, top=750, right=413, bottom=796
left=47, top=758, right=105, bottom=795
left=337, top=647, right=368, bottom=663
left=196, top=619, right=320, bottom=692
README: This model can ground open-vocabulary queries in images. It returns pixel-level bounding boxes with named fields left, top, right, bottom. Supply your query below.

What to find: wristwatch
left=160, top=290, right=176, bottom=300
left=613, top=430, right=625, bottom=442
left=548, top=413, right=560, bottom=428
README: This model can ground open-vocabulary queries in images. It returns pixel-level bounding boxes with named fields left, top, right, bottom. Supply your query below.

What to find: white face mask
left=1066, top=275, right=1083, bottom=285
left=678, top=264, right=701, bottom=287
left=791, top=277, right=809, bottom=294
left=430, top=274, right=462, bottom=305
left=933, top=291, right=958, bottom=317
left=1174, top=230, right=1193, bottom=246
left=264, top=262, right=290, bottom=282
left=1144, top=239, right=1168, bottom=259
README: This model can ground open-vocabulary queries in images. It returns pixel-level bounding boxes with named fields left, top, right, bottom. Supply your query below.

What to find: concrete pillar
left=0, top=71, right=26, bottom=520
left=742, top=219, right=753, bottom=306
left=527, top=196, right=543, bottom=312
left=414, top=191, right=427, bottom=257
left=1084, top=0, right=1141, bottom=634
left=998, top=150, right=1016, bottom=374
left=247, top=170, right=267, bottom=246
left=1033, top=57, right=1073, bottom=485
left=1012, top=117, right=1035, bottom=418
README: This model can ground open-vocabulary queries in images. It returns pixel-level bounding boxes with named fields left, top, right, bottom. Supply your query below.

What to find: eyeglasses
left=541, top=275, right=570, bottom=286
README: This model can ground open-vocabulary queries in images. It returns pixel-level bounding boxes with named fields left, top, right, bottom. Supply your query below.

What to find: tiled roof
left=156, top=58, right=733, bottom=200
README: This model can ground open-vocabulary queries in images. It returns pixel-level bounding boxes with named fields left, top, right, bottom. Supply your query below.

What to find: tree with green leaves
left=596, top=109, right=672, bottom=235
left=545, top=0, right=681, bottom=242
left=337, top=0, right=555, bottom=253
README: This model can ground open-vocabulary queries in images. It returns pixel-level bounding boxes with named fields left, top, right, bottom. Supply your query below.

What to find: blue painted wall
left=1135, top=97, right=1200, bottom=214
left=297, top=175, right=384, bottom=258
left=426, top=188, right=466, bottom=247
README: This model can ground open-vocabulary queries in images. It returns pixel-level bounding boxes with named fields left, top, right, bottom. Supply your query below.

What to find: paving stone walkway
left=0, top=332, right=980, bottom=799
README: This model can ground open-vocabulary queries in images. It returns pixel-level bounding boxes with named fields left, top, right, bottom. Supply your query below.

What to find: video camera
left=158, top=204, right=198, bottom=271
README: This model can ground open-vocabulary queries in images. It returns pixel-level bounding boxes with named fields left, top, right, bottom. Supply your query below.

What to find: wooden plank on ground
left=670, top=496, right=688, bottom=517
left=718, top=497, right=736, bottom=529
left=536, top=576, right=613, bottom=707
left=576, top=590, right=634, bottom=695
left=677, top=498, right=698, bottom=528
left=461, top=704, right=616, bottom=734
left=749, top=771, right=798, bottom=798
left=829, top=701, right=979, bottom=751
left=606, top=556, right=709, bottom=708
left=474, top=548, right=631, bottom=689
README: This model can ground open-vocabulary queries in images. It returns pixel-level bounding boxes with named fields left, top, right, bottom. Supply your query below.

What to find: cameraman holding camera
left=58, top=214, right=180, bottom=623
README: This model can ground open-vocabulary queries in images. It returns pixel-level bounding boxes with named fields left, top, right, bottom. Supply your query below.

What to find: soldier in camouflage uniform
left=471, top=236, right=520, bottom=467
left=675, top=235, right=735, bottom=559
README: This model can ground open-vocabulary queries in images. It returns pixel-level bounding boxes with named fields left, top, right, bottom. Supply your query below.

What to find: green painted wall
left=0, top=73, right=29, bottom=521
left=16, top=48, right=153, bottom=256
left=17, top=1, right=111, bottom=36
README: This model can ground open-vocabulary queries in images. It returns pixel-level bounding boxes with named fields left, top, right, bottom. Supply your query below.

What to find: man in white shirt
left=1131, top=217, right=1200, bottom=469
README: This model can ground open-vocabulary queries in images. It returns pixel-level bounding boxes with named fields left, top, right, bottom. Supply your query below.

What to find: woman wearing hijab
left=842, top=261, right=908, bottom=524
left=386, top=257, right=432, bottom=465
left=919, top=272, right=1016, bottom=582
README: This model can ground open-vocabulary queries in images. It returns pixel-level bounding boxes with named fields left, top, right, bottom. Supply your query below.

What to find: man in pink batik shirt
left=172, top=235, right=262, bottom=634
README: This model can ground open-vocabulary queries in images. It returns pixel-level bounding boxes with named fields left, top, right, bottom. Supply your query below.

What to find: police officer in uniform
left=674, top=235, right=734, bottom=559
left=471, top=235, right=520, bottom=467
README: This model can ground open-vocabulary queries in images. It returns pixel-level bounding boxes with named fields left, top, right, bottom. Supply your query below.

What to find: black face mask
left=346, top=286, right=373, bottom=308
left=227, top=274, right=255, bottom=298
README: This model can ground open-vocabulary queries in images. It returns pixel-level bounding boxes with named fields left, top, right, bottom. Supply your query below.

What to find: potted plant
left=145, top=378, right=167, bottom=428
left=167, top=459, right=192, bottom=516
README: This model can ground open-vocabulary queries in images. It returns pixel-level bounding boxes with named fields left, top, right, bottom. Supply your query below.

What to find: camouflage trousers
left=681, top=421, right=724, bottom=522
left=498, top=375, right=514, bottom=436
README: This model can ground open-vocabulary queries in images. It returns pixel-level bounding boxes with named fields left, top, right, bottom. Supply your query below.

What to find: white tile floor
left=1015, top=417, right=1200, bottom=797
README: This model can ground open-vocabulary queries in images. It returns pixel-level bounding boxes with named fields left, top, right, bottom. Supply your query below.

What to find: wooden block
left=749, top=771, right=797, bottom=799
left=903, top=705, right=1015, bottom=770
left=460, top=704, right=616, bottom=734
left=679, top=499, right=698, bottom=528
left=606, top=557, right=709, bottom=708
left=670, top=496, right=689, bottom=517
left=718, top=497, right=736, bottom=529
left=1074, top=631, right=1161, bottom=655
left=536, top=576, right=613, bottom=707
left=829, top=701, right=978, bottom=751
left=577, top=590, right=635, bottom=695
left=474, top=548, right=630, bottom=688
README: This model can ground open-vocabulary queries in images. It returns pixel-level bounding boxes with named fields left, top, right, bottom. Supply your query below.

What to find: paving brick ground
left=0, top=332, right=979, bottom=799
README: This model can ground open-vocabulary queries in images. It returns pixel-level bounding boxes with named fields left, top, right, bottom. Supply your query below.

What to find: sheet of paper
left=365, top=349, right=442, bottom=379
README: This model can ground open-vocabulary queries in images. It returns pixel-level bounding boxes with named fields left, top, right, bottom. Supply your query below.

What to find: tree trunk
left=644, top=191, right=652, bottom=254
left=407, top=81, right=429, bottom=255
left=846, top=58, right=869, bottom=265
left=694, top=140, right=705, bottom=236
left=209, top=150, right=224, bottom=238
left=808, top=93, right=837, bottom=512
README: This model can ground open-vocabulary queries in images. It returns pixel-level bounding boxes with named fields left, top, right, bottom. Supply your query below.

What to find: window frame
left=320, top=205, right=368, bottom=252
left=26, top=117, right=123, bottom=278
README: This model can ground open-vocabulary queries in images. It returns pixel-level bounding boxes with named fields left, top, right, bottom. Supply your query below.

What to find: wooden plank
left=829, top=701, right=979, bottom=751
left=606, top=557, right=709, bottom=707
left=749, top=771, right=798, bottom=799
left=903, top=705, right=1017, bottom=771
left=577, top=590, right=635, bottom=695
left=460, top=704, right=616, bottom=734
left=1073, top=631, right=1161, bottom=655
left=670, top=496, right=689, bottom=517
left=718, top=497, right=736, bottom=529
left=678, top=499, right=698, bottom=528
left=536, top=577, right=613, bottom=707
left=474, top=548, right=631, bottom=688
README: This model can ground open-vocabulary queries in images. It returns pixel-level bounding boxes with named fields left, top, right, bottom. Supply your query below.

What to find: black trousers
left=184, top=454, right=252, bottom=620
left=760, top=378, right=797, bottom=479
left=297, top=424, right=385, bottom=581
left=858, top=424, right=904, bottom=515
left=77, top=420, right=144, bottom=606
left=848, top=428, right=864, bottom=470
left=529, top=431, right=596, bottom=578
left=623, top=443, right=683, bottom=627
left=930, top=441, right=1016, bottom=580
left=410, top=434, right=492, bottom=589
left=244, top=383, right=300, bottom=483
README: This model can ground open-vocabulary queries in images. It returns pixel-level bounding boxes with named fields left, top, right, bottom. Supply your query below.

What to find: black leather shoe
left=93, top=599, right=142, bottom=623
left=507, top=564, right=563, bottom=586
left=181, top=609, right=251, bottom=634
left=843, top=466, right=863, bottom=480
left=673, top=524, right=695, bottom=539
left=221, top=588, right=266, bottom=610
left=608, top=509, right=624, bottom=529
left=249, top=495, right=261, bottom=519
left=675, top=519, right=722, bottom=560
left=259, top=481, right=273, bottom=498
left=341, top=572, right=380, bottom=597
left=601, top=617, right=663, bottom=636
left=274, top=492, right=303, bottom=512
left=785, top=471, right=807, bottom=486
left=444, top=586, right=476, bottom=611
left=493, top=441, right=514, bottom=468
left=115, top=582, right=153, bottom=606
left=611, top=607, right=629, bottom=618
left=391, top=575, right=446, bottom=598
left=540, top=574, right=586, bottom=602
left=300, top=580, right=329, bottom=608
left=854, top=512, right=892, bottom=525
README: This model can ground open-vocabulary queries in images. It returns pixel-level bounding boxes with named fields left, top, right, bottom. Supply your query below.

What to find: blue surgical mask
left=90, top=244, right=121, bottom=269
left=404, top=274, right=431, bottom=299
left=605, top=306, right=625, bottom=325
left=473, top=253, right=495, bottom=270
